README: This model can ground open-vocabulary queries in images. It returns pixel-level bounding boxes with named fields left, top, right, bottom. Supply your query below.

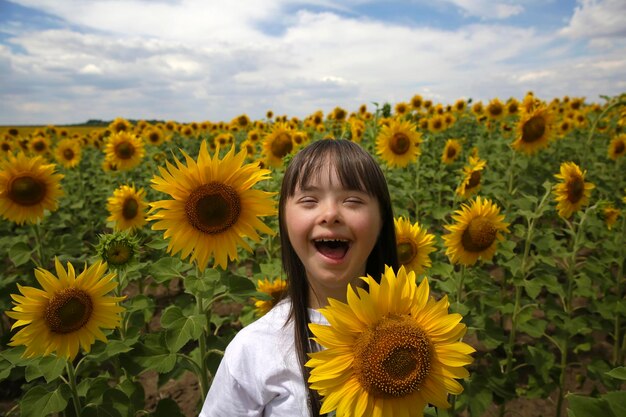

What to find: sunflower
left=602, top=206, right=620, bottom=230
left=104, top=131, right=145, bottom=171
left=148, top=141, right=276, bottom=270
left=442, top=139, right=462, bottom=164
left=96, top=232, right=140, bottom=270
left=29, top=135, right=51, bottom=156
left=428, top=115, right=446, bottom=133
left=350, top=119, right=366, bottom=143
left=253, top=277, right=287, bottom=317
left=262, top=123, right=295, bottom=168
left=608, top=134, right=626, bottom=160
left=395, top=217, right=436, bottom=275
left=53, top=138, right=82, bottom=169
left=0, top=152, right=64, bottom=225
left=443, top=196, right=509, bottom=265
left=553, top=162, right=595, bottom=218
left=456, top=156, right=486, bottom=199
left=143, top=126, right=165, bottom=146
left=394, top=102, right=410, bottom=117
left=307, top=266, right=474, bottom=417
left=486, top=98, right=505, bottom=120
left=453, top=99, right=466, bottom=113
left=376, top=119, right=422, bottom=168
left=511, top=106, right=554, bottom=155
left=6, top=258, right=125, bottom=361
left=1, top=136, right=14, bottom=155
left=107, top=184, right=148, bottom=232
left=108, top=117, right=132, bottom=133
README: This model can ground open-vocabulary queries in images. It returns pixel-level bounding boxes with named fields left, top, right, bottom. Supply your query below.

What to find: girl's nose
left=319, top=201, right=341, bottom=224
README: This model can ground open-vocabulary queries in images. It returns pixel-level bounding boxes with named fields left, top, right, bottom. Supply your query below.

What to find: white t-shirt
left=198, top=300, right=327, bottom=417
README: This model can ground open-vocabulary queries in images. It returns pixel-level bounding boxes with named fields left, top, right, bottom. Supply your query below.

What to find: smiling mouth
left=314, top=238, right=350, bottom=260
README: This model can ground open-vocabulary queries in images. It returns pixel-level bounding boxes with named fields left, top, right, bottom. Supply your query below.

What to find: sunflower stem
left=65, top=360, right=82, bottom=417
left=585, top=94, right=625, bottom=147
left=613, top=214, right=626, bottom=366
left=501, top=187, right=549, bottom=417
left=31, top=222, right=45, bottom=268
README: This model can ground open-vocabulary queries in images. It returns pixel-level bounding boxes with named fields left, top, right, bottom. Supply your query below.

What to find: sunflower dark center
left=354, top=316, right=432, bottom=398
left=1, top=142, right=10, bottom=151
left=63, top=148, right=75, bottom=160
left=185, top=182, right=241, bottom=235
left=149, top=133, right=160, bottom=143
left=447, top=146, right=457, bottom=159
left=33, top=141, right=46, bottom=151
left=467, top=170, right=481, bottom=189
left=432, top=119, right=443, bottom=130
left=45, top=288, right=93, bottom=334
left=122, top=197, right=139, bottom=220
left=489, top=103, right=503, bottom=117
left=390, top=132, right=411, bottom=155
left=614, top=141, right=625, bottom=155
left=461, top=217, right=497, bottom=252
left=397, top=239, right=417, bottom=265
left=115, top=141, right=135, bottom=159
left=566, top=176, right=585, bottom=204
left=270, top=133, right=293, bottom=158
left=8, top=175, right=47, bottom=206
left=107, top=242, right=133, bottom=265
left=522, top=115, right=546, bottom=143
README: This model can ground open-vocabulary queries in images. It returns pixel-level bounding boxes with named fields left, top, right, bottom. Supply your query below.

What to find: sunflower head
left=0, top=152, right=64, bottom=225
left=443, top=196, right=510, bottom=265
left=376, top=119, right=422, bottom=168
left=553, top=162, right=595, bottom=218
left=394, top=217, right=437, bottom=275
left=512, top=106, right=554, bottom=155
left=602, top=206, right=620, bottom=230
left=96, top=232, right=141, bottom=270
left=54, top=138, right=82, bottom=169
left=608, top=134, right=626, bottom=160
left=107, top=184, right=148, bottom=232
left=149, top=142, right=276, bottom=270
left=307, top=266, right=474, bottom=416
left=104, top=131, right=145, bottom=171
left=252, top=277, right=287, bottom=317
left=6, top=258, right=125, bottom=360
left=442, top=139, right=462, bottom=164
left=456, top=156, right=486, bottom=199
left=262, top=123, right=295, bottom=168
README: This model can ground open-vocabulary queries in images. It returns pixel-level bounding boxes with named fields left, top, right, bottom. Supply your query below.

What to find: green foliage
left=1, top=93, right=625, bottom=416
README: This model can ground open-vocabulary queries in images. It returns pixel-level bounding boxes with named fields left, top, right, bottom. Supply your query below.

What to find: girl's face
left=285, top=162, right=382, bottom=308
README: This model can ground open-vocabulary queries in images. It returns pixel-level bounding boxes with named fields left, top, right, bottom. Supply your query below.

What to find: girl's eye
left=298, top=197, right=317, bottom=205
left=345, top=197, right=364, bottom=205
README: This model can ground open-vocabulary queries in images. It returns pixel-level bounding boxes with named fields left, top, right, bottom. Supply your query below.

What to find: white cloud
left=446, top=0, right=524, bottom=19
left=560, top=0, right=626, bottom=39
left=1, top=1, right=625, bottom=124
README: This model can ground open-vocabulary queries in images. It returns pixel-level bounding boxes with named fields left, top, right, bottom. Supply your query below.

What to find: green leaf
left=20, top=384, right=70, bottom=417
left=606, top=367, right=626, bottom=380
left=103, top=388, right=131, bottom=417
left=566, top=393, right=616, bottom=417
left=25, top=355, right=66, bottom=383
left=9, top=241, right=33, bottom=266
left=185, top=269, right=225, bottom=299
left=149, top=257, right=188, bottom=283
left=221, top=273, right=257, bottom=301
left=161, top=306, right=207, bottom=351
left=604, top=391, right=626, bottom=416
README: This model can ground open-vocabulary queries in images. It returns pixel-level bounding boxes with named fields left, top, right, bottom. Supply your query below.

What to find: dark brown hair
left=278, top=139, right=399, bottom=416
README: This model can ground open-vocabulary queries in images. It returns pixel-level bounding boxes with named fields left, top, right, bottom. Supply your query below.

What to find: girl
left=199, top=139, right=399, bottom=416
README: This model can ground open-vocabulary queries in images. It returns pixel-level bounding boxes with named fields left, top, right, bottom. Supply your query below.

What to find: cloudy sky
left=0, top=0, right=624, bottom=125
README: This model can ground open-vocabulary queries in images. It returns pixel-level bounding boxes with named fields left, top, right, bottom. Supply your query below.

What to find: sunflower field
left=0, top=92, right=625, bottom=417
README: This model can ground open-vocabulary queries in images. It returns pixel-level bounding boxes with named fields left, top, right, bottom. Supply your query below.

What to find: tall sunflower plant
left=146, top=141, right=278, bottom=397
